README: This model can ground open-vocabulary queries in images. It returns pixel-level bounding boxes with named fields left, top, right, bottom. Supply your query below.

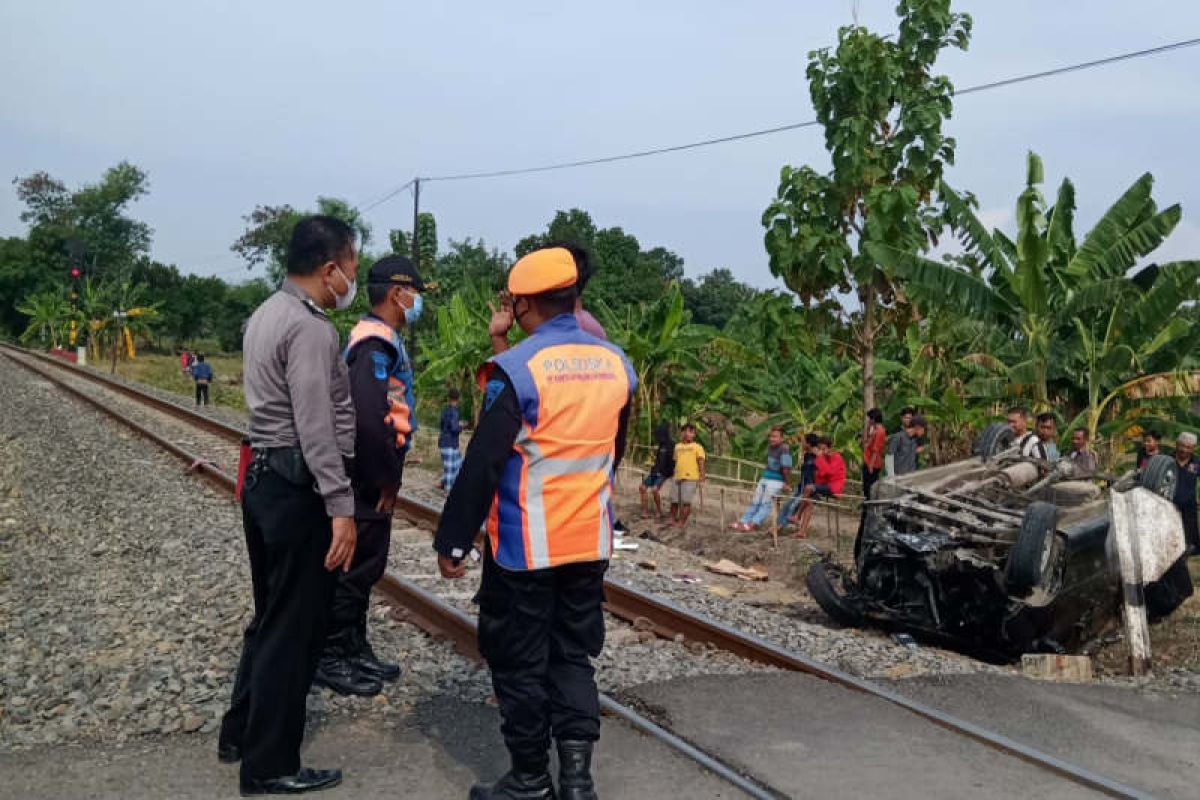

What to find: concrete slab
left=887, top=673, right=1200, bottom=800
left=0, top=696, right=738, bottom=799
left=622, top=672, right=1107, bottom=799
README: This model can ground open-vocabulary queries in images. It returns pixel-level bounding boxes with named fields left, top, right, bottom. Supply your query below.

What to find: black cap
left=368, top=255, right=435, bottom=292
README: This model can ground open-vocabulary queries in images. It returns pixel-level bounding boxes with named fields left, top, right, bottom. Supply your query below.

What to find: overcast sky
left=2, top=1, right=1197, bottom=289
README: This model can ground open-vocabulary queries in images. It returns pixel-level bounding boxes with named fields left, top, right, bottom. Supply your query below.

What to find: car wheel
left=1006, top=501, right=1060, bottom=598
left=805, top=561, right=865, bottom=627
left=977, top=421, right=1015, bottom=462
left=1139, top=454, right=1179, bottom=501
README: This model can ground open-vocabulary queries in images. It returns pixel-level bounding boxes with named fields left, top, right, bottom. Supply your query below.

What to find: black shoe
left=240, top=767, right=342, bottom=795
left=218, top=742, right=241, bottom=764
left=312, top=656, right=382, bottom=697
left=556, top=740, right=596, bottom=800
left=468, top=769, right=556, bottom=799
left=350, top=630, right=401, bottom=683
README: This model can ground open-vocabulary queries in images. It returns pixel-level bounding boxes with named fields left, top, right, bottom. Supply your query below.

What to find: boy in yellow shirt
left=668, top=423, right=706, bottom=528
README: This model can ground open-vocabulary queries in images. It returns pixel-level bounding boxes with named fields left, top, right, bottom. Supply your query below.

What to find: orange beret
left=508, top=247, right=578, bottom=296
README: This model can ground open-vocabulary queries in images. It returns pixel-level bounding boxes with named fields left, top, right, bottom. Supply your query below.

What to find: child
left=640, top=423, right=674, bottom=519
left=438, top=388, right=464, bottom=491
left=668, top=423, right=705, bottom=528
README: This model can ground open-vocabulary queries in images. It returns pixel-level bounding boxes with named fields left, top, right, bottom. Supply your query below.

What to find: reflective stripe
left=520, top=434, right=552, bottom=569
left=597, top=480, right=613, bottom=560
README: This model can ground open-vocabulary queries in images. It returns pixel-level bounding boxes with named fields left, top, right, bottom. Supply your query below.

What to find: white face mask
left=328, top=265, right=357, bottom=310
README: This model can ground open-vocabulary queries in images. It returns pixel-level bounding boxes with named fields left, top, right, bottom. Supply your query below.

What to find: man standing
left=861, top=408, right=886, bottom=499
left=435, top=246, right=635, bottom=800
left=313, top=255, right=426, bottom=697
left=191, top=353, right=214, bottom=407
left=218, top=216, right=358, bottom=795
left=886, top=416, right=926, bottom=477
left=1066, top=428, right=1097, bottom=475
left=1136, top=429, right=1163, bottom=469
left=1031, top=413, right=1060, bottom=462
left=1173, top=432, right=1200, bottom=554
left=439, top=388, right=465, bottom=491
left=1007, top=406, right=1040, bottom=457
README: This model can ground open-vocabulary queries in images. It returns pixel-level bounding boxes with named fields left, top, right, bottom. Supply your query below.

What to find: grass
left=107, top=353, right=247, bottom=410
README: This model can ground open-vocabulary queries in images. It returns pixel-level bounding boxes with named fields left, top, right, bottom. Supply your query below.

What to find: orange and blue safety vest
left=480, top=314, right=637, bottom=570
left=345, top=316, right=415, bottom=451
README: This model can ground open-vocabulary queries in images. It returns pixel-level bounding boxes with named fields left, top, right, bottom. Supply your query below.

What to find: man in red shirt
left=861, top=408, right=886, bottom=500
left=788, top=436, right=845, bottom=539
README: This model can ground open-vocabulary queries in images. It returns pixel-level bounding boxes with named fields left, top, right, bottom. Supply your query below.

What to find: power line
left=362, top=36, right=1195, bottom=189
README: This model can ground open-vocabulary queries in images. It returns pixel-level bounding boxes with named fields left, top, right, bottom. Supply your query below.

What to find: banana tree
left=868, top=151, right=1184, bottom=410
left=415, top=278, right=497, bottom=421
left=18, top=289, right=72, bottom=349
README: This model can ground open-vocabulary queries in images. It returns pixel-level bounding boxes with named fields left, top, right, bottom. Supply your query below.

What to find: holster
left=236, top=438, right=253, bottom=502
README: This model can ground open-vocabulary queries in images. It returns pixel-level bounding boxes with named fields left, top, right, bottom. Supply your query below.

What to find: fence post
left=771, top=495, right=779, bottom=549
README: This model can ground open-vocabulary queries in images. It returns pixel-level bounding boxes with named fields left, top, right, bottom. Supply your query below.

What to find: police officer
left=314, top=255, right=427, bottom=695
left=218, top=216, right=358, bottom=796
left=435, top=246, right=636, bottom=800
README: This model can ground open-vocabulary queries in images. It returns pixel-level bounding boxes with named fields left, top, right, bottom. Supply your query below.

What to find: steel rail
left=6, top=344, right=1153, bottom=799
left=394, top=497, right=1151, bottom=800
left=3, top=345, right=784, bottom=799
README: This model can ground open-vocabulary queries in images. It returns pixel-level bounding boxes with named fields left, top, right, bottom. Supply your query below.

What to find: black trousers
left=219, top=466, right=337, bottom=781
left=195, top=383, right=210, bottom=406
left=477, top=550, right=607, bottom=772
left=328, top=513, right=392, bottom=640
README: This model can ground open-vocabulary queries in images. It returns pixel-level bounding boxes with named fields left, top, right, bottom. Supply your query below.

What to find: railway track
left=0, top=343, right=1154, bottom=800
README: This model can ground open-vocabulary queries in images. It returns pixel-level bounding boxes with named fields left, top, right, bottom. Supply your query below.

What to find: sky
left=1, top=1, right=1198, bottom=290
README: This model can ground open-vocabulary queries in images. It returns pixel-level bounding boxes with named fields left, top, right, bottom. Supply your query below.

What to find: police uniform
left=315, top=257, right=423, bottom=694
left=219, top=280, right=355, bottom=790
left=435, top=248, right=635, bottom=800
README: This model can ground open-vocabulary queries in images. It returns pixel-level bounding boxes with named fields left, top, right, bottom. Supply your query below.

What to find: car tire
left=977, top=421, right=1015, bottom=461
left=1006, top=501, right=1060, bottom=598
left=805, top=561, right=864, bottom=627
left=1139, top=454, right=1179, bottom=501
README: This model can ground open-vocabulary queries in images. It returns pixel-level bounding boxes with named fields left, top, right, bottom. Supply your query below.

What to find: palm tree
left=868, top=151, right=1185, bottom=411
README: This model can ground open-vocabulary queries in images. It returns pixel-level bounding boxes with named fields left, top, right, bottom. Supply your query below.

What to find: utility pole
left=409, top=177, right=421, bottom=362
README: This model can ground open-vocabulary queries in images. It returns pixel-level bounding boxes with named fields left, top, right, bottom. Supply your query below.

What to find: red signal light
left=70, top=268, right=82, bottom=278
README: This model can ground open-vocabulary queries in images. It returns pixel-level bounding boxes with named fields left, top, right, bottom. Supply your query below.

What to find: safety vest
left=480, top=314, right=637, bottom=571
left=344, top=316, right=416, bottom=450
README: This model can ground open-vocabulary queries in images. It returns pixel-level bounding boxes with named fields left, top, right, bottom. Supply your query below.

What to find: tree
left=13, top=162, right=152, bottom=281
left=680, top=268, right=758, bottom=328
left=517, top=209, right=686, bottom=315
left=869, top=153, right=1190, bottom=412
left=17, top=289, right=71, bottom=348
left=389, top=212, right=439, bottom=274
left=762, top=0, right=972, bottom=412
left=232, top=196, right=371, bottom=285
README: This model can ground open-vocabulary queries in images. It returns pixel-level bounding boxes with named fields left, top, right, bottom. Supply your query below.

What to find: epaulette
left=301, top=297, right=330, bottom=319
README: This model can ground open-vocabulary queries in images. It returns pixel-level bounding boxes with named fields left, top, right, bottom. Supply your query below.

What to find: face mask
left=403, top=292, right=423, bottom=325
left=329, top=266, right=356, bottom=310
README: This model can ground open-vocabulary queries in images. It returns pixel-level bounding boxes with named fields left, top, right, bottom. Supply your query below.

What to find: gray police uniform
left=219, top=280, right=355, bottom=783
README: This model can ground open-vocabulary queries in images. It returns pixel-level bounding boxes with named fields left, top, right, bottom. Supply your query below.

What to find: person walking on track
left=190, top=353, right=213, bottom=407
left=313, top=255, right=428, bottom=697
left=218, top=215, right=358, bottom=796
left=434, top=245, right=636, bottom=800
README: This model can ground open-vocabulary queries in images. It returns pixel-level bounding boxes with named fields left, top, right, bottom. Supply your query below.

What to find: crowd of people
left=634, top=401, right=1200, bottom=554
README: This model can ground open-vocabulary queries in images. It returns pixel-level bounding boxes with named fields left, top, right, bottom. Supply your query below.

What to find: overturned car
left=806, top=423, right=1193, bottom=659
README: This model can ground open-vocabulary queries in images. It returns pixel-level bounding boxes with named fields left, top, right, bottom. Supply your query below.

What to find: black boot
left=312, top=629, right=382, bottom=697
left=468, top=769, right=556, bottom=799
left=556, top=740, right=597, bottom=800
left=349, top=626, right=401, bottom=683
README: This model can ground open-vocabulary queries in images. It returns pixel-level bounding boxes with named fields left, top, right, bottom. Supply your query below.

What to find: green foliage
left=232, top=196, right=372, bottom=286
left=13, top=162, right=152, bottom=283
left=763, top=0, right=972, bottom=410
left=17, top=289, right=72, bottom=348
left=517, top=209, right=685, bottom=316
left=679, top=268, right=758, bottom=328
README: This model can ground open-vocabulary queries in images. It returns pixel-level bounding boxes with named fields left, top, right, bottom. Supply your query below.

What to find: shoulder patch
left=371, top=350, right=390, bottom=380
left=484, top=379, right=506, bottom=412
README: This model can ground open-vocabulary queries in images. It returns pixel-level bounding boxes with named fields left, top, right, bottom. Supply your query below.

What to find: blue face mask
left=404, top=292, right=423, bottom=325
